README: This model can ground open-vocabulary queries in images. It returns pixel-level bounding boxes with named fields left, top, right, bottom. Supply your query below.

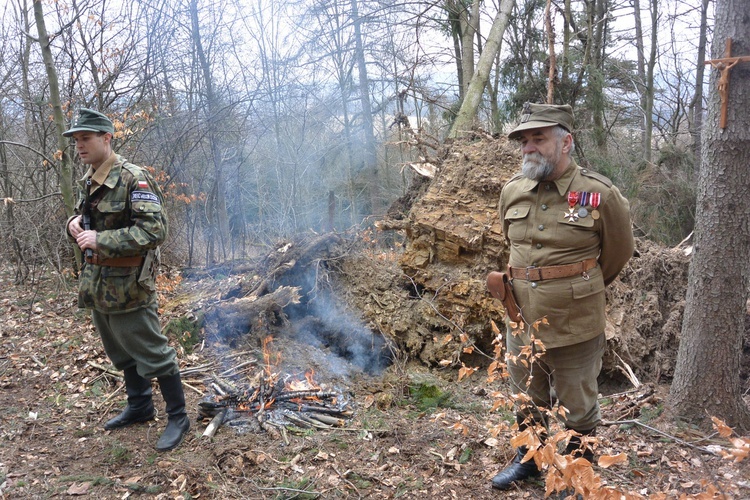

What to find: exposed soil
left=2, top=135, right=749, bottom=499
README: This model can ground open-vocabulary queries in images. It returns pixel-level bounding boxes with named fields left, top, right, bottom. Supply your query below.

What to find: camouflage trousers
left=505, top=330, right=606, bottom=432
left=92, top=302, right=179, bottom=379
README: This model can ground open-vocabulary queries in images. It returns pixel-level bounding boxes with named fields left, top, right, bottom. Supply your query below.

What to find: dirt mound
left=365, top=134, right=694, bottom=388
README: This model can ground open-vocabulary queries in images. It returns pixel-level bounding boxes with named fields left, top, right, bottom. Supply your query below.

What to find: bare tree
left=448, top=0, right=514, bottom=137
left=688, top=0, right=711, bottom=160
left=32, top=0, right=75, bottom=217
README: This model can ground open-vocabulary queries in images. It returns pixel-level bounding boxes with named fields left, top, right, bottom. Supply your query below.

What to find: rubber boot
left=104, top=366, right=155, bottom=430
left=156, top=373, right=190, bottom=451
left=491, top=447, right=541, bottom=490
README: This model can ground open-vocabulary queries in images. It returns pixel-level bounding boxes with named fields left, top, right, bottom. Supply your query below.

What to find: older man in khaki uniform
left=491, top=103, right=634, bottom=490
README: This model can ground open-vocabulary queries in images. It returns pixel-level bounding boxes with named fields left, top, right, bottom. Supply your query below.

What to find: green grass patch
left=639, top=403, right=664, bottom=422
left=409, top=383, right=452, bottom=411
left=163, top=314, right=203, bottom=354
left=346, top=472, right=372, bottom=490
left=58, top=475, right=114, bottom=486
left=105, top=442, right=131, bottom=464
left=274, top=477, right=318, bottom=499
left=458, top=446, right=472, bottom=464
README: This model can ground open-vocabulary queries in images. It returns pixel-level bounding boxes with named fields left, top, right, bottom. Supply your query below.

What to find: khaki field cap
left=63, top=108, right=115, bottom=137
left=508, top=102, right=574, bottom=140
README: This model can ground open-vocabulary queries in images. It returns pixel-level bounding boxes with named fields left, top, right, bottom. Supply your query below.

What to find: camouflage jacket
left=66, top=153, right=168, bottom=313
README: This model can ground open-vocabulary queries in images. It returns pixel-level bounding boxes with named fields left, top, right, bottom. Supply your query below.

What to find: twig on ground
left=602, top=418, right=721, bottom=456
left=202, top=408, right=227, bottom=438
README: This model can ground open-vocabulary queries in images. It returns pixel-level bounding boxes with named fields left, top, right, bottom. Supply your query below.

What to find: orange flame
left=285, top=368, right=321, bottom=391
left=262, top=336, right=281, bottom=379
left=305, top=369, right=319, bottom=389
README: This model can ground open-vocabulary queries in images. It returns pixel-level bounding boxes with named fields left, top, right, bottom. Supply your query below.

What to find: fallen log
left=204, top=286, right=301, bottom=339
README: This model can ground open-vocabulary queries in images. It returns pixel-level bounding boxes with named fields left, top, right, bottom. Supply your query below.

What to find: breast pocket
left=97, top=200, right=127, bottom=215
left=556, top=211, right=597, bottom=249
left=505, top=205, right=531, bottom=241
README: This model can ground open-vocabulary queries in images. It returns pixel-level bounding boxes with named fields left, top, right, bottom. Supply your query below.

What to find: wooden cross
left=704, top=39, right=750, bottom=129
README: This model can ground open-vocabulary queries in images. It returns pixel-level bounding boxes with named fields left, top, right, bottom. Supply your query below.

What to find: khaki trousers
left=92, top=302, right=179, bottom=379
left=506, top=329, right=605, bottom=432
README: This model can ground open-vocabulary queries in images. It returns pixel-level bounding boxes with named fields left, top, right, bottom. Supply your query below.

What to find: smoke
left=283, top=266, right=391, bottom=377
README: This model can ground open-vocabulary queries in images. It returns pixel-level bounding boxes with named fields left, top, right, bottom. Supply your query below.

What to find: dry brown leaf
left=490, top=319, right=500, bottom=334
left=711, top=416, right=734, bottom=438
left=457, top=364, right=477, bottom=381
left=66, top=482, right=90, bottom=495
left=598, top=452, right=627, bottom=468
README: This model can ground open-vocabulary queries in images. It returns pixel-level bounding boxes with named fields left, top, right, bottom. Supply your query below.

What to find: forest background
left=1, top=0, right=710, bottom=275
left=3, top=0, right=750, bottom=496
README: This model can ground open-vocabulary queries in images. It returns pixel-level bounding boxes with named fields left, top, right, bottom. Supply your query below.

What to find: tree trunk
left=688, top=0, right=710, bottom=161
left=189, top=0, right=229, bottom=264
left=643, top=0, right=657, bottom=163
left=632, top=0, right=647, bottom=159
left=587, top=0, right=609, bottom=151
left=32, top=0, right=75, bottom=218
left=448, top=0, right=513, bottom=138
left=350, top=0, right=380, bottom=215
left=545, top=0, right=556, bottom=103
left=561, top=0, right=571, bottom=87
left=459, top=0, right=479, bottom=98
left=667, top=0, right=750, bottom=432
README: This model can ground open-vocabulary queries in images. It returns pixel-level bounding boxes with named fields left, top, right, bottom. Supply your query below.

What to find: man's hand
left=75, top=229, right=98, bottom=254
left=68, top=216, right=85, bottom=238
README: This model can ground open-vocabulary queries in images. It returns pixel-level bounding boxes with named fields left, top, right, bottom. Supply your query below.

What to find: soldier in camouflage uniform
left=64, top=108, right=190, bottom=451
left=490, top=104, right=634, bottom=490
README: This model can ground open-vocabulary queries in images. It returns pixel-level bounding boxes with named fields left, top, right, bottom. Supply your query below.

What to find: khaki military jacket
left=499, top=159, right=634, bottom=348
left=66, top=153, right=168, bottom=313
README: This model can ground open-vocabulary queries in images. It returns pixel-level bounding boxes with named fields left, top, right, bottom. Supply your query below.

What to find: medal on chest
left=565, top=191, right=580, bottom=222
left=590, top=192, right=601, bottom=220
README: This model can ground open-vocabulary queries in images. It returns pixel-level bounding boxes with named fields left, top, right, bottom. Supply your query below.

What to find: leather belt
left=85, top=254, right=145, bottom=267
left=508, top=257, right=598, bottom=281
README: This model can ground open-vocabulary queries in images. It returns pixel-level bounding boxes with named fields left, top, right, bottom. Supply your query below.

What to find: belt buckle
left=525, top=266, right=539, bottom=281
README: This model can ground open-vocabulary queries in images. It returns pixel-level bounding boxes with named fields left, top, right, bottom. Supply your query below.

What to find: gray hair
left=553, top=125, right=574, bottom=151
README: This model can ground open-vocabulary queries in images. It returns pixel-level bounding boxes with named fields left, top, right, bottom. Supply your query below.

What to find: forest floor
left=2, top=250, right=749, bottom=500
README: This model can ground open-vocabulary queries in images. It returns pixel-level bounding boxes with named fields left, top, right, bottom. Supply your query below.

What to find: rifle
left=82, top=177, right=93, bottom=260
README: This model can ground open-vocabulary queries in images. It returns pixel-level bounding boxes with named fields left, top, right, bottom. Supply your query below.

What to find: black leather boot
left=156, top=374, right=190, bottom=451
left=491, top=447, right=541, bottom=490
left=564, top=428, right=596, bottom=463
left=104, top=366, right=155, bottom=430
left=554, top=429, right=597, bottom=499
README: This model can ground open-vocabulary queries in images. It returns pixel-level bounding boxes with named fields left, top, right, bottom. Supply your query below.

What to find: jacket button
left=538, top=225, right=544, bottom=231
left=536, top=243, right=543, bottom=249
left=531, top=282, right=538, bottom=288
left=541, top=204, right=548, bottom=210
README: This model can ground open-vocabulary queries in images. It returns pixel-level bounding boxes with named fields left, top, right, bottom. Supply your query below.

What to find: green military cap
left=63, top=108, right=114, bottom=137
left=508, top=102, right=574, bottom=140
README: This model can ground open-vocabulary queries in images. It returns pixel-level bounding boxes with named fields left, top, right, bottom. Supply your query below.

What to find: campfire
left=198, top=336, right=354, bottom=440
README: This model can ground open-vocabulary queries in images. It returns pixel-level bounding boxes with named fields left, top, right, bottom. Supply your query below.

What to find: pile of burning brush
left=198, top=337, right=353, bottom=440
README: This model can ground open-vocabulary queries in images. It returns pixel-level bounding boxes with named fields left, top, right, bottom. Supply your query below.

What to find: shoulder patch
left=131, top=191, right=160, bottom=204
left=580, top=168, right=613, bottom=188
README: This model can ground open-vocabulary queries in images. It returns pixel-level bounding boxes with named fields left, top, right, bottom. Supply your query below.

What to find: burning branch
left=199, top=338, right=353, bottom=437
